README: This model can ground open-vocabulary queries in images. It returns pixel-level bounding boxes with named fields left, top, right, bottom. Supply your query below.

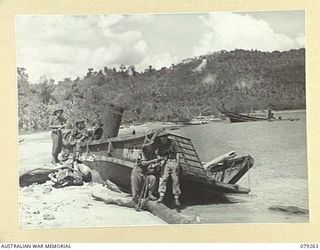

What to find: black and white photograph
left=16, top=11, right=307, bottom=229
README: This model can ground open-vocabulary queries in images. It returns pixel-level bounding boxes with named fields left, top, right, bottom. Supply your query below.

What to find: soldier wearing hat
left=73, top=120, right=89, bottom=161
left=156, top=136, right=181, bottom=207
left=130, top=149, right=162, bottom=207
left=49, top=109, right=67, bottom=164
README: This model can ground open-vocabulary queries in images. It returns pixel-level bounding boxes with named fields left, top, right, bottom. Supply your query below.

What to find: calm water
left=178, top=111, right=308, bottom=223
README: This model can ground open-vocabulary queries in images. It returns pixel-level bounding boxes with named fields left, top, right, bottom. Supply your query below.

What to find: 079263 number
left=300, top=244, right=319, bottom=248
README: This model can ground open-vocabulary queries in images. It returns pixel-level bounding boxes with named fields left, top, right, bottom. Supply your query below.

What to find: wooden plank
left=180, top=159, right=202, bottom=169
left=190, top=148, right=202, bottom=166
left=171, top=136, right=202, bottom=162
left=180, top=162, right=200, bottom=168
left=180, top=169, right=205, bottom=179
left=182, top=156, right=202, bottom=165
left=169, top=133, right=191, bottom=140
left=171, top=137, right=193, bottom=146
left=180, top=156, right=201, bottom=164
left=176, top=144, right=197, bottom=152
left=171, top=135, right=192, bottom=142
left=208, top=163, right=233, bottom=173
left=179, top=150, right=199, bottom=158
left=184, top=140, right=202, bottom=165
left=175, top=143, right=194, bottom=151
left=228, top=157, right=252, bottom=184
left=171, top=135, right=204, bottom=169
left=180, top=162, right=202, bottom=170
left=176, top=145, right=199, bottom=156
left=177, top=145, right=201, bottom=162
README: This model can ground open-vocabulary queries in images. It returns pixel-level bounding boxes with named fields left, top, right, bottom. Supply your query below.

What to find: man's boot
left=75, top=151, right=80, bottom=161
left=148, top=191, right=157, bottom=201
left=52, top=156, right=58, bottom=164
left=174, top=194, right=181, bottom=207
left=157, top=193, right=164, bottom=203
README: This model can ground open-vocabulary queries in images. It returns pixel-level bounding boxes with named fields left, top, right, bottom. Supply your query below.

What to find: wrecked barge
left=74, top=104, right=253, bottom=197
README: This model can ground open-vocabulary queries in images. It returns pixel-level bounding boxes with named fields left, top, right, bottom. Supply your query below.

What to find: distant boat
left=218, top=109, right=271, bottom=123
left=185, top=114, right=221, bottom=125
left=196, top=115, right=222, bottom=123
left=185, top=118, right=208, bottom=125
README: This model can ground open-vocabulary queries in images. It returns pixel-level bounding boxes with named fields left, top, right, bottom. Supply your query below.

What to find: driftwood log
left=92, top=192, right=195, bottom=224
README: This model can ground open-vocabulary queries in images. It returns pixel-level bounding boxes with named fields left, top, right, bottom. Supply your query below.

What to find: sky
left=16, top=11, right=305, bottom=83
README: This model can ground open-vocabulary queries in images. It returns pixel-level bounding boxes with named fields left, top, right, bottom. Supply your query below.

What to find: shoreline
left=18, top=109, right=306, bottom=135
left=19, top=121, right=182, bottom=136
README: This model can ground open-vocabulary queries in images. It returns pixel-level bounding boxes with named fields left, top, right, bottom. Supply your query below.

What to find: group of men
left=130, top=136, right=182, bottom=208
left=49, top=108, right=88, bottom=164
left=49, top=108, right=182, bottom=207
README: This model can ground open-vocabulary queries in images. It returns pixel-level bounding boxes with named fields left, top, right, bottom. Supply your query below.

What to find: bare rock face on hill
left=18, top=49, right=305, bottom=132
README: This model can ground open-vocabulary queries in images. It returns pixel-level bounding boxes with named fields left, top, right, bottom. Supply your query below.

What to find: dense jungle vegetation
left=17, top=48, right=305, bottom=131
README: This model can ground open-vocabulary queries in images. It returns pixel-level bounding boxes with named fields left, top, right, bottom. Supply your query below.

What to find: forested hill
left=17, top=48, right=305, bottom=131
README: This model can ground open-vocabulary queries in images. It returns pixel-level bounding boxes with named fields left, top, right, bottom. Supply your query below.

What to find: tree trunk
left=91, top=193, right=193, bottom=224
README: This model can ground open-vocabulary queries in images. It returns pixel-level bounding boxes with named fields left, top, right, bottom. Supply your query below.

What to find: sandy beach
left=20, top=181, right=165, bottom=229
left=18, top=124, right=178, bottom=229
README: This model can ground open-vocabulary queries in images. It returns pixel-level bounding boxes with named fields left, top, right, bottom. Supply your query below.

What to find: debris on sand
left=20, top=182, right=165, bottom=229
left=102, top=179, right=122, bottom=193
left=43, top=213, right=55, bottom=220
left=23, top=186, right=34, bottom=192
left=268, top=205, right=309, bottom=215
left=43, top=186, right=52, bottom=194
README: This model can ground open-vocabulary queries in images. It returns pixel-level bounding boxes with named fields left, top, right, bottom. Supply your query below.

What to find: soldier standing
left=156, top=136, right=181, bottom=207
left=73, top=120, right=88, bottom=161
left=49, top=109, right=66, bottom=164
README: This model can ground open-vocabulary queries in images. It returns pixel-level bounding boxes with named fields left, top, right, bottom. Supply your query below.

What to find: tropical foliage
left=17, top=48, right=305, bottom=132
